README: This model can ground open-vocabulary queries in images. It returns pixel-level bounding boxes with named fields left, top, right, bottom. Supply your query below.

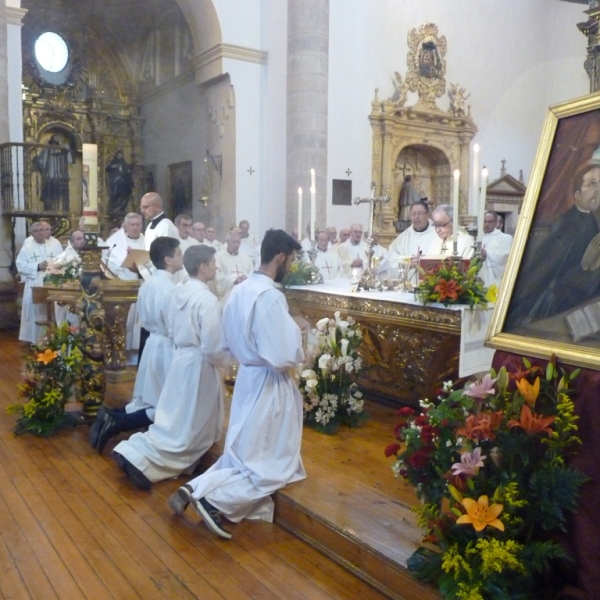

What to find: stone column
left=286, top=0, right=329, bottom=235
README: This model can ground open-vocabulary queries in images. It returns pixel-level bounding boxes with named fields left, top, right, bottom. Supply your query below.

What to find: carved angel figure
left=390, top=71, right=409, bottom=107
left=448, top=83, right=470, bottom=117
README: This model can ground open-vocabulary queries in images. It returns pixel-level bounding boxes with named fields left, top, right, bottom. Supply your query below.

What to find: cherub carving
left=390, top=71, right=409, bottom=107
left=448, top=83, right=470, bottom=117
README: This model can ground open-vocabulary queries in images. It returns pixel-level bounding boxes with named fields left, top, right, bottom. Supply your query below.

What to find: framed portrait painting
left=487, top=91, right=600, bottom=370
left=167, top=161, right=192, bottom=219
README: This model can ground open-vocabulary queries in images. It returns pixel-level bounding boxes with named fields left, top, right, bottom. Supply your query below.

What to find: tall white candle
left=310, top=168, right=316, bottom=241
left=471, top=143, right=480, bottom=216
left=297, top=187, right=303, bottom=241
left=82, top=143, right=98, bottom=228
left=478, top=167, right=489, bottom=242
left=452, top=169, right=460, bottom=247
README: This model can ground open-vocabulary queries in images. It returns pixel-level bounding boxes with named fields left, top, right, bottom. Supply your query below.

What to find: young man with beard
left=168, top=229, right=304, bottom=539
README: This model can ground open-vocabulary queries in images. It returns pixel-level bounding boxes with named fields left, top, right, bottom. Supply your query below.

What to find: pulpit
left=286, top=281, right=494, bottom=407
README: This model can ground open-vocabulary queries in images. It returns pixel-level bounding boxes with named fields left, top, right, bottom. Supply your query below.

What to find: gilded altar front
left=286, top=283, right=494, bottom=408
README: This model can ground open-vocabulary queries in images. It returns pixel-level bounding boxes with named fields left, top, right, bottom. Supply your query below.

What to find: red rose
left=414, top=415, right=428, bottom=427
left=384, top=442, right=401, bottom=457
left=397, top=407, right=415, bottom=416
left=408, top=449, right=430, bottom=469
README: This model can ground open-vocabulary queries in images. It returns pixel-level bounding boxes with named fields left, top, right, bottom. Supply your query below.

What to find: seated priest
left=337, top=223, right=369, bottom=277
left=112, top=244, right=228, bottom=490
left=17, top=221, right=53, bottom=343
left=23, top=220, right=63, bottom=259
left=103, top=212, right=146, bottom=358
left=215, top=228, right=254, bottom=305
left=480, top=211, right=513, bottom=288
left=175, top=213, right=200, bottom=253
left=425, top=204, right=474, bottom=259
left=313, top=230, right=341, bottom=280
left=90, top=237, right=184, bottom=454
left=204, top=226, right=223, bottom=252
left=54, top=229, right=85, bottom=327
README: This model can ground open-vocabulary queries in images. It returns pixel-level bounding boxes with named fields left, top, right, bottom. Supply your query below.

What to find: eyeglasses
left=433, top=220, right=451, bottom=229
left=140, top=203, right=156, bottom=209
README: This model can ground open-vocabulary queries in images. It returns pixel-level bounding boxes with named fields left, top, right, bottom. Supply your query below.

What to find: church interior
left=0, top=0, right=598, bottom=598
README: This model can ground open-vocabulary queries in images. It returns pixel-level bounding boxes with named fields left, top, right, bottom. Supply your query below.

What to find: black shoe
left=89, top=406, right=109, bottom=449
left=191, top=497, right=232, bottom=540
left=113, top=452, right=152, bottom=491
left=96, top=412, right=120, bottom=455
left=167, top=484, right=193, bottom=515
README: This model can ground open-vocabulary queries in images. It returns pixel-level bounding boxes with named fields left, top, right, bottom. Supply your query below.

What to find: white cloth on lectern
left=480, top=229, right=513, bottom=288
left=186, top=272, right=306, bottom=523
left=17, top=241, right=51, bottom=343
left=125, top=269, right=176, bottom=421
left=114, top=278, right=225, bottom=482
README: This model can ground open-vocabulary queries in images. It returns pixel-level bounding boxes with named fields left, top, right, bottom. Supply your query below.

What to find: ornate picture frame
left=166, top=161, right=192, bottom=219
left=487, top=91, right=600, bottom=370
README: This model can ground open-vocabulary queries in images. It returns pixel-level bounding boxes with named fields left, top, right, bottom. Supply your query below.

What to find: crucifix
left=351, top=183, right=390, bottom=290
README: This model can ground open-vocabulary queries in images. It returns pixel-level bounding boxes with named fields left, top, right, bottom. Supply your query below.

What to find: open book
left=565, top=300, right=600, bottom=342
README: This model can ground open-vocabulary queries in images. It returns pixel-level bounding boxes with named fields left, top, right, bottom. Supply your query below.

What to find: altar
left=285, top=280, right=495, bottom=407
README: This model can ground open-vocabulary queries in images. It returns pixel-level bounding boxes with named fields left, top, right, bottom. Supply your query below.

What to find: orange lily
left=456, top=495, right=504, bottom=532
left=508, top=404, right=555, bottom=436
left=36, top=349, right=58, bottom=365
left=457, top=411, right=504, bottom=441
left=434, top=279, right=461, bottom=301
left=516, top=377, right=540, bottom=407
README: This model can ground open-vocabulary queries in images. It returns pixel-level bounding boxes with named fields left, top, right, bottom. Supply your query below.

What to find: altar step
left=203, top=401, right=440, bottom=600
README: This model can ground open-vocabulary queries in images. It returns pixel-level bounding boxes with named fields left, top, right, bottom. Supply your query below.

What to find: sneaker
left=191, top=497, right=232, bottom=540
left=168, top=484, right=193, bottom=515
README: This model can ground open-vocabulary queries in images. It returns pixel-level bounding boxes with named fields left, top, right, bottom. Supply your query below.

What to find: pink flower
left=463, top=374, right=497, bottom=400
left=451, top=447, right=486, bottom=477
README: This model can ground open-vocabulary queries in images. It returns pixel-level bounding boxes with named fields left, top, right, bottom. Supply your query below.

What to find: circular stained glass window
left=34, top=32, right=69, bottom=73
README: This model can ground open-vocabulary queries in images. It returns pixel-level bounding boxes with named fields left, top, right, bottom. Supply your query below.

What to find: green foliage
left=281, top=258, right=322, bottom=286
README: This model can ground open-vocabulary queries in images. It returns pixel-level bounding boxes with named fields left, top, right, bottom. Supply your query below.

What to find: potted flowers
left=386, top=358, right=586, bottom=599
left=300, top=311, right=367, bottom=434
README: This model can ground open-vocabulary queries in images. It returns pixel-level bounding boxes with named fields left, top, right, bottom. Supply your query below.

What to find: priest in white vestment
left=174, top=213, right=200, bottom=253
left=238, top=219, right=260, bottom=261
left=53, top=229, right=85, bottom=327
left=204, top=226, right=223, bottom=252
left=168, top=230, right=305, bottom=539
left=337, top=223, right=370, bottom=277
left=103, top=213, right=145, bottom=353
left=139, top=192, right=178, bottom=250
left=17, top=222, right=53, bottom=343
left=113, top=245, right=225, bottom=489
left=480, top=211, right=513, bottom=288
left=313, top=230, right=341, bottom=280
left=23, top=220, right=63, bottom=259
left=215, top=229, right=254, bottom=305
left=190, top=221, right=206, bottom=243
left=90, top=237, right=183, bottom=454
left=425, top=204, right=474, bottom=259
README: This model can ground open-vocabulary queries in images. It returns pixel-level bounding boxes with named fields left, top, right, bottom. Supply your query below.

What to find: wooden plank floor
left=0, top=330, right=391, bottom=600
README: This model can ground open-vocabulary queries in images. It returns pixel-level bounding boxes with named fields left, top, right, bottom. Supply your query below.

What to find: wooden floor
left=0, top=330, right=425, bottom=600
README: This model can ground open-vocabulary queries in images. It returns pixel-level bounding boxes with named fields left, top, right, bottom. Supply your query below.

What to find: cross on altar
left=352, top=182, right=390, bottom=239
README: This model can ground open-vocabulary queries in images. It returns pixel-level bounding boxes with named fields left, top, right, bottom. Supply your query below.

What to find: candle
left=297, top=187, right=303, bottom=242
left=471, top=143, right=479, bottom=216
left=310, top=168, right=316, bottom=241
left=82, top=143, right=98, bottom=229
left=477, top=167, right=489, bottom=242
left=452, top=169, right=460, bottom=247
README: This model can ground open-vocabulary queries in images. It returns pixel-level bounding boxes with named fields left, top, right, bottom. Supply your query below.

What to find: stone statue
left=106, top=150, right=134, bottom=215
left=33, top=134, right=73, bottom=212
left=448, top=83, right=470, bottom=117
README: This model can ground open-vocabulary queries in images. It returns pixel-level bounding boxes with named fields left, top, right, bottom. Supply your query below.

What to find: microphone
left=100, top=244, right=118, bottom=279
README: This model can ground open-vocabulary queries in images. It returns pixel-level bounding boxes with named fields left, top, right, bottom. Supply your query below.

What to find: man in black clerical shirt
left=506, top=163, right=600, bottom=329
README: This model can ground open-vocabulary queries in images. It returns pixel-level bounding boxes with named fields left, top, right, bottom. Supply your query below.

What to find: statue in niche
left=418, top=41, right=442, bottom=79
left=106, top=150, right=134, bottom=215
left=33, top=134, right=73, bottom=212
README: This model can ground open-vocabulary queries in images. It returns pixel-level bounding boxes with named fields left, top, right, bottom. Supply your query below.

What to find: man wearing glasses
left=139, top=192, right=179, bottom=250
left=426, top=204, right=473, bottom=258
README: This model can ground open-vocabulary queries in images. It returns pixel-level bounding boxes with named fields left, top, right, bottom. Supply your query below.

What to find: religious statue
left=397, top=175, right=421, bottom=220
left=106, top=150, right=134, bottom=215
left=33, top=134, right=73, bottom=212
left=448, top=83, right=470, bottom=117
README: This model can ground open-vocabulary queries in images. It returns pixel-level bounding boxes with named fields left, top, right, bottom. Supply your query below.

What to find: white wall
left=326, top=0, right=588, bottom=231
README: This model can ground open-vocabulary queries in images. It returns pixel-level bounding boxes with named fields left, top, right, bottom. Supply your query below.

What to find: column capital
left=6, top=6, right=27, bottom=27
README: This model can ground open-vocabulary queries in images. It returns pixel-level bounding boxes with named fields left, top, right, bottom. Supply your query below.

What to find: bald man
left=139, top=192, right=179, bottom=250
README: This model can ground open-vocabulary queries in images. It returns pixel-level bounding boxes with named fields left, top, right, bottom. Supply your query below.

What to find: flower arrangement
left=7, top=323, right=84, bottom=436
left=414, top=257, right=497, bottom=309
left=44, top=255, right=82, bottom=287
left=299, top=311, right=367, bottom=434
left=282, top=258, right=323, bottom=286
left=386, top=358, right=586, bottom=599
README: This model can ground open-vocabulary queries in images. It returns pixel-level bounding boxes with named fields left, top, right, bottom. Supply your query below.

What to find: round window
left=34, top=32, right=69, bottom=73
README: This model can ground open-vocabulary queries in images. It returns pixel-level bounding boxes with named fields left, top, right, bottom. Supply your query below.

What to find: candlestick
left=310, top=169, right=316, bottom=241
left=452, top=169, right=460, bottom=248
left=297, top=187, right=303, bottom=242
left=471, top=143, right=479, bottom=215
left=82, top=144, right=98, bottom=229
left=478, top=167, right=488, bottom=242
